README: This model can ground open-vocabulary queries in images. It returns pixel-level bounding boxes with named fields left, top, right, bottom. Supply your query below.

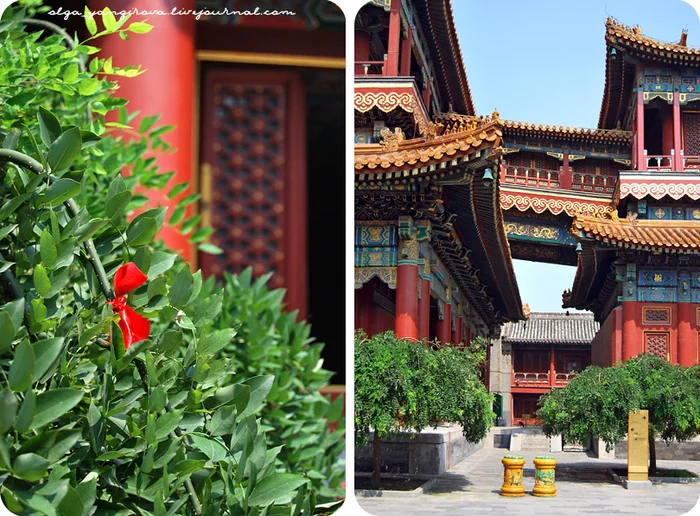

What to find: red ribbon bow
left=110, top=262, right=150, bottom=350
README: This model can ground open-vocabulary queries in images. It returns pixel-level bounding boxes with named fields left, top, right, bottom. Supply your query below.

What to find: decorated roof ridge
left=354, top=117, right=503, bottom=171
left=417, top=0, right=475, bottom=115
left=572, top=212, right=700, bottom=251
left=501, top=119, right=632, bottom=140
left=502, top=310, right=598, bottom=345
left=605, top=17, right=700, bottom=55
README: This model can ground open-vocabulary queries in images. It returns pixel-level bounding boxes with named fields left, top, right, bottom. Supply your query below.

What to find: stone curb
left=355, top=477, right=438, bottom=498
left=608, top=468, right=700, bottom=484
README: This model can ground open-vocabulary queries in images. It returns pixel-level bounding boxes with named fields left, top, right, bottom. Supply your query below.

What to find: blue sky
left=452, top=0, right=700, bottom=312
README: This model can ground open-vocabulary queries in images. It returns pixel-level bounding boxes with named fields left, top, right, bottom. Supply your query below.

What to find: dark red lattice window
left=684, top=113, right=700, bottom=156
left=645, top=332, right=669, bottom=360
left=643, top=307, right=671, bottom=324
left=199, top=69, right=307, bottom=318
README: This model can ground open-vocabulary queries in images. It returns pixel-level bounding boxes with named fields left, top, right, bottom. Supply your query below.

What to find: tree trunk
left=372, top=430, right=381, bottom=489
left=648, top=430, right=657, bottom=477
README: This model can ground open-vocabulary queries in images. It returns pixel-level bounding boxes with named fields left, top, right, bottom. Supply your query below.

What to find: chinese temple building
left=353, top=0, right=524, bottom=348
left=495, top=312, right=596, bottom=426
left=562, top=19, right=700, bottom=369
left=53, top=0, right=347, bottom=384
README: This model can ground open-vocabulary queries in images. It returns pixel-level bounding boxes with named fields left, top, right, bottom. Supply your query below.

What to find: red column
left=678, top=302, right=695, bottom=366
left=549, top=347, right=555, bottom=387
left=400, top=26, right=413, bottom=76
left=636, top=89, right=646, bottom=171
left=395, top=263, right=418, bottom=340
left=452, top=316, right=463, bottom=347
left=561, top=153, right=572, bottom=189
left=437, top=300, right=452, bottom=345
left=91, top=0, right=196, bottom=263
left=673, top=92, right=683, bottom=171
left=465, top=325, right=472, bottom=346
left=354, top=285, right=373, bottom=336
left=386, top=0, right=401, bottom=76
left=622, top=301, right=639, bottom=361
left=417, top=263, right=431, bottom=341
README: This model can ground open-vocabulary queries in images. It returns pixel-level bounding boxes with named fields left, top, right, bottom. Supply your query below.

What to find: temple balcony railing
left=512, top=371, right=549, bottom=387
left=355, top=59, right=386, bottom=77
left=682, top=154, right=700, bottom=170
left=502, top=165, right=560, bottom=189
left=555, top=372, right=577, bottom=386
left=645, top=154, right=673, bottom=171
left=502, top=165, right=617, bottom=194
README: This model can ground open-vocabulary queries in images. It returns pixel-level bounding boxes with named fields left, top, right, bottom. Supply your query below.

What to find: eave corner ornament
left=379, top=127, right=405, bottom=151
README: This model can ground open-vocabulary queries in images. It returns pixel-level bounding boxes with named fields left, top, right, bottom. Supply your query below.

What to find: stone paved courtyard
left=355, top=447, right=700, bottom=515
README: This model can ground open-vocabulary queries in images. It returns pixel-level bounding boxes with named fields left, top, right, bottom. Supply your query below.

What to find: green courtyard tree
left=354, top=331, right=494, bottom=489
left=538, top=354, right=700, bottom=475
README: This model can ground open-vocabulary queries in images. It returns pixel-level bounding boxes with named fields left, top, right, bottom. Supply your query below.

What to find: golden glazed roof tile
left=606, top=17, right=700, bottom=56
left=354, top=118, right=503, bottom=171
left=572, top=214, right=700, bottom=251
left=502, top=119, right=631, bottom=142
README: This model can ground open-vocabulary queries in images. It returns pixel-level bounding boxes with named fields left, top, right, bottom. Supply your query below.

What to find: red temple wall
left=592, top=306, right=622, bottom=367
left=354, top=285, right=395, bottom=337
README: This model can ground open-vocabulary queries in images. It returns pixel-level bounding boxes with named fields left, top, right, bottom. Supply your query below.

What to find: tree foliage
left=354, top=330, right=494, bottom=445
left=538, top=354, right=700, bottom=473
left=0, top=3, right=340, bottom=514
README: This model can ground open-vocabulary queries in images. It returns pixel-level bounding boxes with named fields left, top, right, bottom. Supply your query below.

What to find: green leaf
left=3, top=129, right=20, bottom=150
left=47, top=128, right=82, bottom=172
left=154, top=410, right=184, bottom=441
left=80, top=130, right=101, bottom=148
left=14, top=491, right=57, bottom=516
left=15, top=389, right=35, bottom=433
left=128, top=21, right=154, bottom=34
left=171, top=459, right=205, bottom=477
left=75, top=218, right=108, bottom=243
left=3, top=299, right=25, bottom=332
left=167, top=182, right=189, bottom=200
left=33, top=338, right=64, bottom=381
left=199, top=328, right=235, bottom=356
left=132, top=207, right=167, bottom=231
left=170, top=265, right=193, bottom=307
left=105, top=190, right=131, bottom=220
left=0, top=224, right=17, bottom=241
left=168, top=205, right=186, bottom=226
left=63, top=63, right=79, bottom=84
left=33, top=264, right=51, bottom=297
left=37, top=107, right=62, bottom=148
left=13, top=453, right=50, bottom=481
left=148, top=251, right=177, bottom=278
left=248, top=474, right=309, bottom=507
left=9, top=340, right=35, bottom=392
left=240, top=376, right=274, bottom=418
left=78, top=78, right=100, bottom=96
left=190, top=227, right=214, bottom=243
left=153, top=330, right=182, bottom=355
left=207, top=405, right=237, bottom=436
left=0, top=389, right=18, bottom=434
left=102, top=6, right=117, bottom=31
left=180, top=214, right=201, bottom=234
left=204, top=384, right=249, bottom=412
left=190, top=434, right=228, bottom=462
left=0, top=311, right=17, bottom=354
left=57, top=486, right=84, bottom=516
left=0, top=192, right=33, bottom=222
left=40, top=229, right=57, bottom=268
left=44, top=178, right=81, bottom=205
left=198, top=243, right=224, bottom=255
left=139, top=115, right=160, bottom=134
left=127, top=216, right=158, bottom=247
left=30, top=389, right=83, bottom=430
left=84, top=6, right=97, bottom=35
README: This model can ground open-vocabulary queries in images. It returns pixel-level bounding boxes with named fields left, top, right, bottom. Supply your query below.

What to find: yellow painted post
left=628, top=410, right=649, bottom=482
left=501, top=456, right=525, bottom=497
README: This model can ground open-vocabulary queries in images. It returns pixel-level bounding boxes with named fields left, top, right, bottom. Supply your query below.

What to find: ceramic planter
left=501, top=455, right=525, bottom=496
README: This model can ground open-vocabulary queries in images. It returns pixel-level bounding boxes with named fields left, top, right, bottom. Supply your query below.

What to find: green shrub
left=0, top=3, right=340, bottom=514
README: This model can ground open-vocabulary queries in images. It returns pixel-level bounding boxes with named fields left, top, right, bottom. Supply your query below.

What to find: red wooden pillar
left=678, top=302, right=695, bottom=366
left=417, top=260, right=431, bottom=341
left=622, top=301, right=639, bottom=361
left=636, top=89, right=647, bottom=171
left=452, top=314, right=463, bottom=347
left=395, top=238, right=419, bottom=340
left=673, top=92, right=683, bottom=171
left=386, top=0, right=401, bottom=76
left=400, top=25, right=413, bottom=76
left=437, top=293, right=452, bottom=345
left=355, top=29, right=371, bottom=75
left=560, top=153, right=572, bottom=189
left=548, top=346, right=556, bottom=387
left=91, top=0, right=196, bottom=263
left=355, top=284, right=374, bottom=336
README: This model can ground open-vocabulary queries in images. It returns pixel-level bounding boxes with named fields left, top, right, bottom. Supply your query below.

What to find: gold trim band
left=196, top=50, right=345, bottom=69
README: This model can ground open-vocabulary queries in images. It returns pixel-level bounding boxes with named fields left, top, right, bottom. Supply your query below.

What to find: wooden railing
left=555, top=372, right=577, bottom=385
left=503, top=165, right=560, bottom=188
left=355, top=60, right=386, bottom=76
left=646, top=155, right=673, bottom=170
left=683, top=155, right=700, bottom=170
left=512, top=371, right=549, bottom=386
left=571, top=173, right=616, bottom=193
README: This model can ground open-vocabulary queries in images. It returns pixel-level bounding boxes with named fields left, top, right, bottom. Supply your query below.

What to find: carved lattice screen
left=645, top=332, right=670, bottom=360
left=199, top=69, right=307, bottom=318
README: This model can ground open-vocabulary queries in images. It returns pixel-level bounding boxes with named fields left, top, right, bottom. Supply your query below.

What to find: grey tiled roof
left=502, top=312, right=598, bottom=346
